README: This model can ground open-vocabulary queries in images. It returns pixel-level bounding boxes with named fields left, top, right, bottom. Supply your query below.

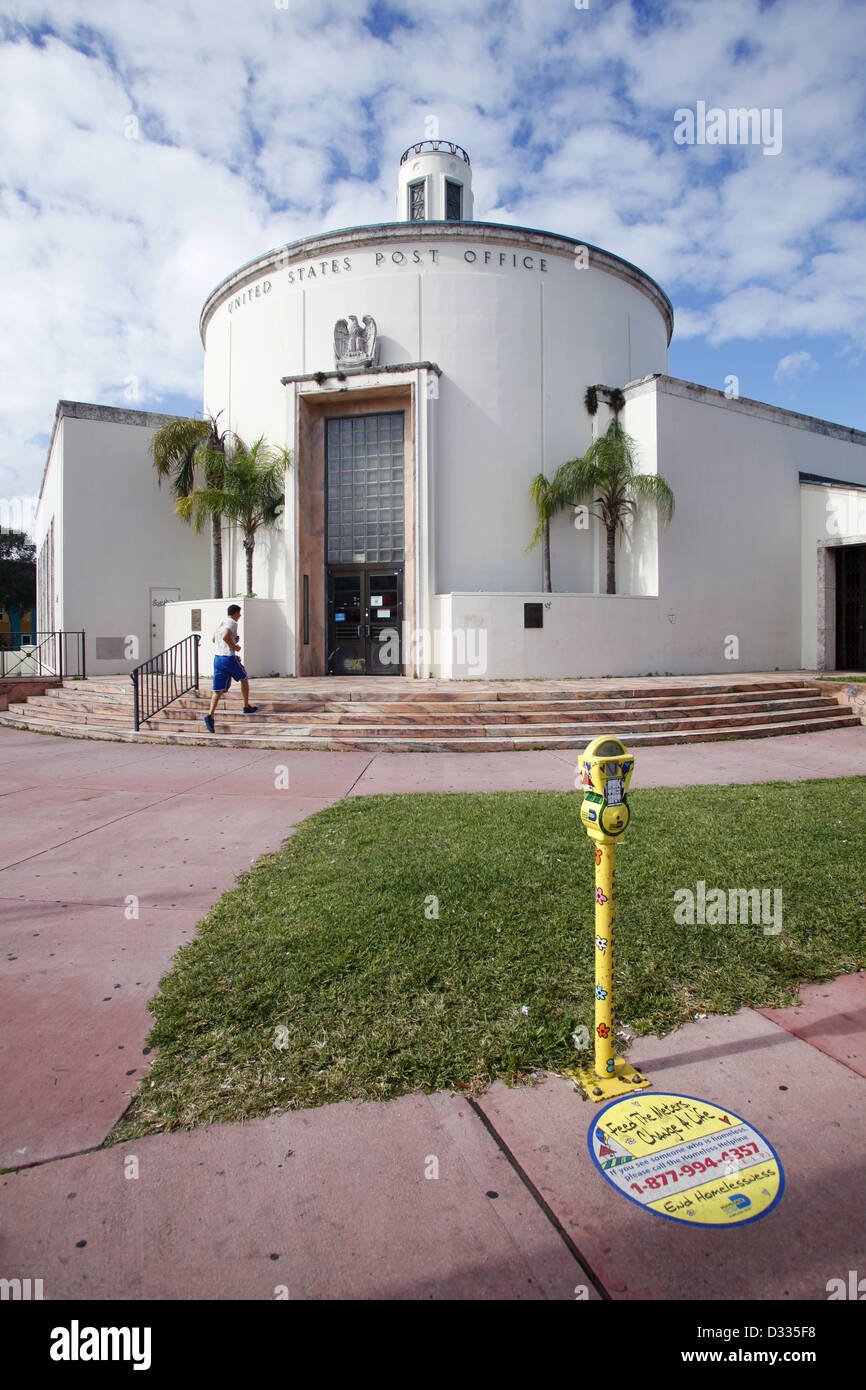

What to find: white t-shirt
left=214, top=617, right=238, bottom=656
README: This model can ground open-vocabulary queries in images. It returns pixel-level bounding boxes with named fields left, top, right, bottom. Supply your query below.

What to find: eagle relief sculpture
left=334, top=314, right=377, bottom=368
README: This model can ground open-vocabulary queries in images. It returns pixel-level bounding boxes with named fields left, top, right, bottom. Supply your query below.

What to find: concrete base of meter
left=563, top=1056, right=652, bottom=1102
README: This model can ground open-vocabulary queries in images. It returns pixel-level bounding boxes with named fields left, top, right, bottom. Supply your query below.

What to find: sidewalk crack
left=466, top=1097, right=611, bottom=1301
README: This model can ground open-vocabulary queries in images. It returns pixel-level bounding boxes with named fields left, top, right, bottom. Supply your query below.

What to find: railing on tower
left=130, top=635, right=199, bottom=731
left=0, top=630, right=86, bottom=680
left=399, top=140, right=470, bottom=165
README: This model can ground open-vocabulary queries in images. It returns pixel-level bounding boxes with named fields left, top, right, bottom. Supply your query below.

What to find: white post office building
left=35, top=141, right=866, bottom=680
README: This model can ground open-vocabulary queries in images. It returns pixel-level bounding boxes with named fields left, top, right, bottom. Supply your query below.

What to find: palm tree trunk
left=212, top=518, right=223, bottom=600
left=244, top=539, right=254, bottom=597
left=606, top=524, right=617, bottom=595
left=542, top=521, right=551, bottom=593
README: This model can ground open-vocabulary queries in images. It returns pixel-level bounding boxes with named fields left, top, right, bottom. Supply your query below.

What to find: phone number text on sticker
left=588, top=1092, right=785, bottom=1227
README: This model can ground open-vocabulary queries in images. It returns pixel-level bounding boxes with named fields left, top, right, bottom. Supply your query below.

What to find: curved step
left=0, top=675, right=858, bottom=752
left=0, top=709, right=858, bottom=750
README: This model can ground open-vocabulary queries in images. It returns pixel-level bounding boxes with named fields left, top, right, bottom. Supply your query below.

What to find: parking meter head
left=578, top=736, right=634, bottom=841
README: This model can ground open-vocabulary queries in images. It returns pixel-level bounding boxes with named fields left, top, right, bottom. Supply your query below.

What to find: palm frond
left=552, top=416, right=675, bottom=539
left=149, top=417, right=211, bottom=506
left=178, top=438, right=291, bottom=538
left=527, top=472, right=562, bottom=550
left=628, top=472, right=676, bottom=528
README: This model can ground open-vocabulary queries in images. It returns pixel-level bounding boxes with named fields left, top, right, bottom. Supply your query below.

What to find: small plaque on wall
left=524, top=603, right=543, bottom=629
left=190, top=609, right=201, bottom=632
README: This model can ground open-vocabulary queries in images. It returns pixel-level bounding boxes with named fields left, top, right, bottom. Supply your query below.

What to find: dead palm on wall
left=177, top=437, right=291, bottom=597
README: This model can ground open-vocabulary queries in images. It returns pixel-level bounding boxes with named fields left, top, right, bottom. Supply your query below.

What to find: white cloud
left=1, top=0, right=865, bottom=503
left=774, top=350, right=818, bottom=381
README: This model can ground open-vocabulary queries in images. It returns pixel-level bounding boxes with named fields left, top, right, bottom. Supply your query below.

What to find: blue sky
left=1, top=0, right=865, bottom=512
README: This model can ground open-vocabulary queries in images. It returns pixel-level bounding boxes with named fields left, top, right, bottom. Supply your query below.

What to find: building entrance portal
left=836, top=544, right=866, bottom=670
left=323, top=409, right=406, bottom=675
left=327, top=565, right=403, bottom=674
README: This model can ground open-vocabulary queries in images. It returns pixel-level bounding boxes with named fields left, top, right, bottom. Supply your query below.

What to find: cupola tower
left=396, top=139, right=474, bottom=222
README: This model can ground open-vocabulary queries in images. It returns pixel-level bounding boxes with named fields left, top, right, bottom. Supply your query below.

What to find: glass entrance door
left=327, top=565, right=403, bottom=675
left=836, top=545, right=866, bottom=670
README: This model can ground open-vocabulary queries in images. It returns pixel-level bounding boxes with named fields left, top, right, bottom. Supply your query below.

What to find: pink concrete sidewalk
left=2, top=997, right=864, bottom=1300
left=1, top=722, right=865, bottom=1299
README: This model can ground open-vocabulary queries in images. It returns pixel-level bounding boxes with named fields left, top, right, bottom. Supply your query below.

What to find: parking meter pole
left=565, top=735, right=652, bottom=1103
left=594, top=841, right=615, bottom=1079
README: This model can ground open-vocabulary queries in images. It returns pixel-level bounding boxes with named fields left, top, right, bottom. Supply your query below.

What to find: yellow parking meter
left=578, top=737, right=634, bottom=841
left=566, top=736, right=651, bottom=1101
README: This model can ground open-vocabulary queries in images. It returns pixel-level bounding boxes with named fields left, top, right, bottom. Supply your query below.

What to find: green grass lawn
left=112, top=778, right=866, bottom=1141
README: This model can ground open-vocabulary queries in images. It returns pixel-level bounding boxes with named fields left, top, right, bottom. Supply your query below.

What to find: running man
left=204, top=604, right=258, bottom=733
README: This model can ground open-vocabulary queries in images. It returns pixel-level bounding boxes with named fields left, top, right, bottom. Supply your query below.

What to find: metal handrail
left=130, top=634, right=200, bottom=731
left=400, top=140, right=470, bottom=166
left=0, top=630, right=85, bottom=680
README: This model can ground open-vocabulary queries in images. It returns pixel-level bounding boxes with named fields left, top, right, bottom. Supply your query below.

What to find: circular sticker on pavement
left=588, top=1092, right=784, bottom=1227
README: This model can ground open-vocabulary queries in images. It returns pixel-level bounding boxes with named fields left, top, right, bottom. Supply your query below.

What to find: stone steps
left=0, top=673, right=858, bottom=750
left=4, top=692, right=844, bottom=730
left=39, top=677, right=824, bottom=705
left=153, top=703, right=847, bottom=736
left=0, top=711, right=857, bottom=751
left=4, top=682, right=827, bottom=720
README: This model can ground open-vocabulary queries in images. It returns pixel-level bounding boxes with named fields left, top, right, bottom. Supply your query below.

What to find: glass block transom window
left=326, top=413, right=405, bottom=564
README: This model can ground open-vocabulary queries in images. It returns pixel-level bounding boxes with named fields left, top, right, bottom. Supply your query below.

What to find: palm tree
left=553, top=418, right=675, bottom=594
left=178, top=437, right=291, bottom=597
left=526, top=472, right=566, bottom=593
left=149, top=413, right=232, bottom=598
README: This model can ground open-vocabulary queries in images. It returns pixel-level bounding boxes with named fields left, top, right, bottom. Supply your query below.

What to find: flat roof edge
left=36, top=401, right=186, bottom=511
left=623, top=374, right=866, bottom=447
left=799, top=470, right=866, bottom=491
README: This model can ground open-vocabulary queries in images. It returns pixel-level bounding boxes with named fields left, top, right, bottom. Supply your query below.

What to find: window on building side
left=445, top=180, right=462, bottom=220
left=37, top=518, right=54, bottom=635
left=409, top=181, right=425, bottom=221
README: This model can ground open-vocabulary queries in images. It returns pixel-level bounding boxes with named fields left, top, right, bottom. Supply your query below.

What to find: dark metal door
left=327, top=565, right=403, bottom=674
left=836, top=545, right=866, bottom=670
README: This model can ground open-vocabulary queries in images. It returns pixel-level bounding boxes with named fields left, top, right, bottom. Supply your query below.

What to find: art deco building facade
left=36, top=142, right=866, bottom=679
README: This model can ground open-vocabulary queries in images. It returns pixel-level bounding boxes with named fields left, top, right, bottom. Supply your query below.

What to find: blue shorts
left=212, top=654, right=248, bottom=692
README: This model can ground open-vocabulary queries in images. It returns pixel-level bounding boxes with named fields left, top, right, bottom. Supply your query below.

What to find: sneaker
left=242, top=705, right=258, bottom=714
left=204, top=715, right=215, bottom=733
